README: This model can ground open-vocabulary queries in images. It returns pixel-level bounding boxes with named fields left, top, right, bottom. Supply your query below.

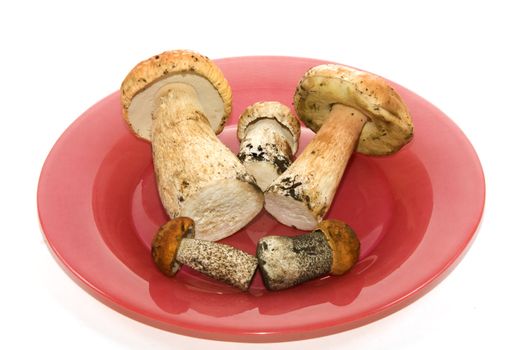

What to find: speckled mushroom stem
left=264, top=104, right=367, bottom=230
left=257, top=230, right=332, bottom=290
left=151, top=84, right=262, bottom=240
left=176, top=238, right=258, bottom=291
left=257, top=219, right=360, bottom=291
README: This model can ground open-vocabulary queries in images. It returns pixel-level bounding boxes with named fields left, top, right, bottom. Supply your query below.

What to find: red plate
left=38, top=56, right=485, bottom=342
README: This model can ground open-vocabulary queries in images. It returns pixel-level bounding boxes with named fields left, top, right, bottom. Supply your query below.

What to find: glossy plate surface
left=38, top=56, right=485, bottom=342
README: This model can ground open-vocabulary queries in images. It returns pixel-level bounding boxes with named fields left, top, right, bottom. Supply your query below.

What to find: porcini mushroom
left=256, top=219, right=360, bottom=290
left=121, top=50, right=263, bottom=241
left=264, top=64, right=414, bottom=230
left=237, top=101, right=300, bottom=190
left=152, top=217, right=258, bottom=291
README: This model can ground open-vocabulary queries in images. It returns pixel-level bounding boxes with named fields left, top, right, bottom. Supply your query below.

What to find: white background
left=1, top=1, right=526, bottom=349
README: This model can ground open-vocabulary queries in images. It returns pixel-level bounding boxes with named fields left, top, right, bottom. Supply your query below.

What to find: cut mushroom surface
left=265, top=64, right=413, bottom=230
left=237, top=102, right=300, bottom=190
left=121, top=50, right=263, bottom=241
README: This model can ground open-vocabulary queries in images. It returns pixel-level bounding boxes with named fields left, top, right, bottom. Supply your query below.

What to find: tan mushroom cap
left=151, top=217, right=195, bottom=276
left=237, top=101, right=301, bottom=154
left=317, top=219, right=360, bottom=275
left=121, top=50, right=232, bottom=140
left=294, top=64, right=413, bottom=156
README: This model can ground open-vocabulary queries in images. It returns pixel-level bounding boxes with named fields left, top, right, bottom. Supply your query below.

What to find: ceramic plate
left=38, top=56, right=485, bottom=341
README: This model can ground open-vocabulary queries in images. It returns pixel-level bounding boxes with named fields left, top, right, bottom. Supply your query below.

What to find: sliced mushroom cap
left=121, top=50, right=232, bottom=140
left=294, top=64, right=413, bottom=155
left=237, top=101, right=300, bottom=154
left=151, top=217, right=195, bottom=276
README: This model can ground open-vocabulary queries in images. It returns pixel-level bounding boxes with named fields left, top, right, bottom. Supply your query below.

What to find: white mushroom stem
left=152, top=83, right=263, bottom=241
left=238, top=118, right=294, bottom=190
left=264, top=104, right=367, bottom=230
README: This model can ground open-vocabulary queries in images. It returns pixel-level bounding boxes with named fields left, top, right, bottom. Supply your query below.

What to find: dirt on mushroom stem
left=238, top=119, right=295, bottom=190
left=237, top=102, right=300, bottom=191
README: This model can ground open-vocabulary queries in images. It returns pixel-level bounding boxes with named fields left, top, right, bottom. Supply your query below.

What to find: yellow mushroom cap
left=294, top=64, right=413, bottom=156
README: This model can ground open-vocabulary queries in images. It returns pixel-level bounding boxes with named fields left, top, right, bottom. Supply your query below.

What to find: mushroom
left=237, top=101, right=300, bottom=190
left=264, top=64, right=414, bottom=230
left=256, top=219, right=360, bottom=290
left=152, top=217, right=258, bottom=291
left=121, top=50, right=263, bottom=241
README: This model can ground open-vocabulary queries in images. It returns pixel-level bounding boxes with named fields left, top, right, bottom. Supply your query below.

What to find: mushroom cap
left=237, top=101, right=301, bottom=154
left=151, top=217, right=195, bottom=276
left=121, top=50, right=232, bottom=140
left=294, top=64, right=414, bottom=156
left=317, top=219, right=360, bottom=275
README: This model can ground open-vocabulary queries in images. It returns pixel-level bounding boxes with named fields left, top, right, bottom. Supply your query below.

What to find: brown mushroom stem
left=152, top=84, right=263, bottom=241
left=264, top=104, right=367, bottom=230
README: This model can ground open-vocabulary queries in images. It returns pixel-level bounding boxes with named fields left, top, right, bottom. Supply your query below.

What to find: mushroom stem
left=151, top=84, right=263, bottom=241
left=236, top=101, right=300, bottom=191
left=176, top=238, right=258, bottom=291
left=264, top=104, right=367, bottom=230
left=238, top=119, right=294, bottom=190
left=257, top=230, right=332, bottom=291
